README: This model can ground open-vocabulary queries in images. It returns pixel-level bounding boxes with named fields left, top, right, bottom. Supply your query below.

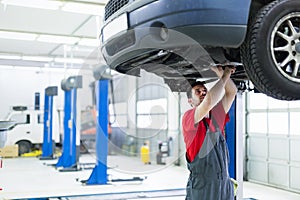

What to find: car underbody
left=101, top=0, right=300, bottom=100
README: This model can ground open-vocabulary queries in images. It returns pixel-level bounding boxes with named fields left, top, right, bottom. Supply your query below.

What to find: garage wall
left=0, top=67, right=64, bottom=119
left=246, top=91, right=300, bottom=193
left=0, top=66, right=94, bottom=120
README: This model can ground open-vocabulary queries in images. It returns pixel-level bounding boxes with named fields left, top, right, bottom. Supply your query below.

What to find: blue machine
left=86, top=79, right=109, bottom=184
left=83, top=65, right=143, bottom=185
left=56, top=76, right=82, bottom=171
left=40, top=86, right=58, bottom=160
left=85, top=65, right=111, bottom=184
left=225, top=93, right=244, bottom=199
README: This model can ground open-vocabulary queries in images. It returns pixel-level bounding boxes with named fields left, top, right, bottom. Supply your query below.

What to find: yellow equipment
left=140, top=144, right=150, bottom=164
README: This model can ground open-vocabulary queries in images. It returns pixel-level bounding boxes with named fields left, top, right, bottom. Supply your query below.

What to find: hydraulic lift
left=83, top=64, right=144, bottom=185
left=226, top=93, right=244, bottom=199
left=56, top=76, right=82, bottom=172
left=40, top=86, right=58, bottom=160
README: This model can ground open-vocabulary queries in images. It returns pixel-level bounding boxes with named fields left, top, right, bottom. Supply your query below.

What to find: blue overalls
left=185, top=119, right=234, bottom=200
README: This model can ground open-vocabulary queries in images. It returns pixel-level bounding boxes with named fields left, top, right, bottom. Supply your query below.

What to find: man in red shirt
left=182, top=65, right=237, bottom=200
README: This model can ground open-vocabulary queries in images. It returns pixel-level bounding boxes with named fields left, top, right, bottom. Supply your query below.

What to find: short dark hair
left=186, top=81, right=206, bottom=98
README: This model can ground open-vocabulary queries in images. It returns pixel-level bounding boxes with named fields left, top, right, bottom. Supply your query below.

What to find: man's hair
left=186, top=81, right=206, bottom=99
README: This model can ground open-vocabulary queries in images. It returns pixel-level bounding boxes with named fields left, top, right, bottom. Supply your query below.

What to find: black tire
left=17, top=141, right=32, bottom=155
left=241, top=0, right=300, bottom=100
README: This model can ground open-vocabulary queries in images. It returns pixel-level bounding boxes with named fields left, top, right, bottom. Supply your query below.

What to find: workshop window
left=247, top=113, right=267, bottom=134
left=247, top=93, right=267, bottom=109
left=110, top=102, right=127, bottom=127
left=268, top=112, right=288, bottom=135
left=10, top=114, right=30, bottom=124
left=137, top=98, right=167, bottom=129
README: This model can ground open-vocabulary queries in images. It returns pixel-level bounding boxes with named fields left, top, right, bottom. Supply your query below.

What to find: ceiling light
left=0, top=31, right=37, bottom=41
left=22, top=56, right=53, bottom=62
left=78, top=38, right=100, bottom=47
left=37, top=35, right=80, bottom=45
left=54, top=57, right=84, bottom=64
left=0, top=54, right=21, bottom=60
left=61, top=2, right=104, bottom=16
left=2, top=0, right=63, bottom=10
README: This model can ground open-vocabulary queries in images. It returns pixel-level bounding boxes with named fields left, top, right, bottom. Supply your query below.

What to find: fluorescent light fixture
left=0, top=54, right=21, bottom=60
left=22, top=56, right=53, bottom=62
left=54, top=57, right=84, bottom=64
left=61, top=2, right=104, bottom=16
left=78, top=38, right=100, bottom=47
left=0, top=31, right=37, bottom=41
left=37, top=35, right=80, bottom=45
left=2, top=0, right=63, bottom=10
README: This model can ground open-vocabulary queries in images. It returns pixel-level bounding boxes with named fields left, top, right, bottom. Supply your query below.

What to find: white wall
left=0, top=66, right=94, bottom=119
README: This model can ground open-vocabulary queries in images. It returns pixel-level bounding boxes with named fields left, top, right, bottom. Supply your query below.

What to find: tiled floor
left=0, top=154, right=300, bottom=200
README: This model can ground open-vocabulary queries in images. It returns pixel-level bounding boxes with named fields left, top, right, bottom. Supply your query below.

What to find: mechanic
left=182, top=65, right=237, bottom=200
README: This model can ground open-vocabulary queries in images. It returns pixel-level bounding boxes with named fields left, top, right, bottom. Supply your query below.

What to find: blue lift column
left=40, top=86, right=58, bottom=160
left=86, top=79, right=109, bottom=184
left=86, top=65, right=111, bottom=185
left=225, top=93, right=244, bottom=199
left=56, top=76, right=82, bottom=171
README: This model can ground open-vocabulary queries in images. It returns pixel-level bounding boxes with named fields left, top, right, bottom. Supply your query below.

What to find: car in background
left=100, top=0, right=300, bottom=100
left=4, top=106, right=60, bottom=155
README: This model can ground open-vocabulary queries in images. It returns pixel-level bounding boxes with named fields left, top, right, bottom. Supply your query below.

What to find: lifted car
left=100, top=0, right=300, bottom=100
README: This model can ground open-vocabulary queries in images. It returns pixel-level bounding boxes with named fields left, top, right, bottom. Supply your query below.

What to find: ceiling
left=0, top=0, right=109, bottom=69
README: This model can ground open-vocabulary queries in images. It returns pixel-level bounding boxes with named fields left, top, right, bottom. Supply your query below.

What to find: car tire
left=241, top=0, right=300, bottom=100
left=17, top=140, right=31, bottom=155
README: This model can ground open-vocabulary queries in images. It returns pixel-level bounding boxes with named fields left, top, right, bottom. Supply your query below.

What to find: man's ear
left=188, top=98, right=193, bottom=107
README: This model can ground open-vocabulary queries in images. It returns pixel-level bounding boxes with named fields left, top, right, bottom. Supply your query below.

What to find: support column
left=86, top=79, right=109, bottom=185
left=56, top=90, right=72, bottom=168
left=225, top=93, right=244, bottom=200
left=56, top=76, right=82, bottom=171
left=41, top=86, right=58, bottom=160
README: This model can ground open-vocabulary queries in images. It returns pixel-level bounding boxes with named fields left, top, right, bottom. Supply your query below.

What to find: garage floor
left=1, top=154, right=300, bottom=200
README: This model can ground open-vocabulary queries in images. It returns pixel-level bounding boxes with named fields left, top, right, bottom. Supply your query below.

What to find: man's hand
left=221, top=66, right=236, bottom=84
left=210, top=65, right=224, bottom=78
left=211, top=64, right=236, bottom=79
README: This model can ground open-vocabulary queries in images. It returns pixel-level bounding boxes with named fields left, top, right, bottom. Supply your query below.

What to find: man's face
left=191, top=84, right=207, bottom=106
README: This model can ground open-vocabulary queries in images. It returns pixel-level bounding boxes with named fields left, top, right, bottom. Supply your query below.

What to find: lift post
left=86, top=79, right=109, bottom=184
left=84, top=64, right=143, bottom=184
left=84, top=64, right=111, bottom=185
left=56, top=76, right=82, bottom=171
left=225, top=93, right=244, bottom=199
left=40, top=86, right=58, bottom=160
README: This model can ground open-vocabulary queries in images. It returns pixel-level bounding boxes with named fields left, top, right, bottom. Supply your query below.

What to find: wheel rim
left=270, top=12, right=300, bottom=83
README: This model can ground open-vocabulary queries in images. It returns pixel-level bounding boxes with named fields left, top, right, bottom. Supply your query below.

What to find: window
left=137, top=98, right=167, bottom=129
left=10, top=114, right=30, bottom=124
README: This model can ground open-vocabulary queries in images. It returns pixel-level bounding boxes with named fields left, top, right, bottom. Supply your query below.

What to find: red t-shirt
left=182, top=102, right=229, bottom=162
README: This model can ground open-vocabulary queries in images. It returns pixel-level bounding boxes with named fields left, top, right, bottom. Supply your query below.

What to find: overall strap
left=203, top=111, right=219, bottom=131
